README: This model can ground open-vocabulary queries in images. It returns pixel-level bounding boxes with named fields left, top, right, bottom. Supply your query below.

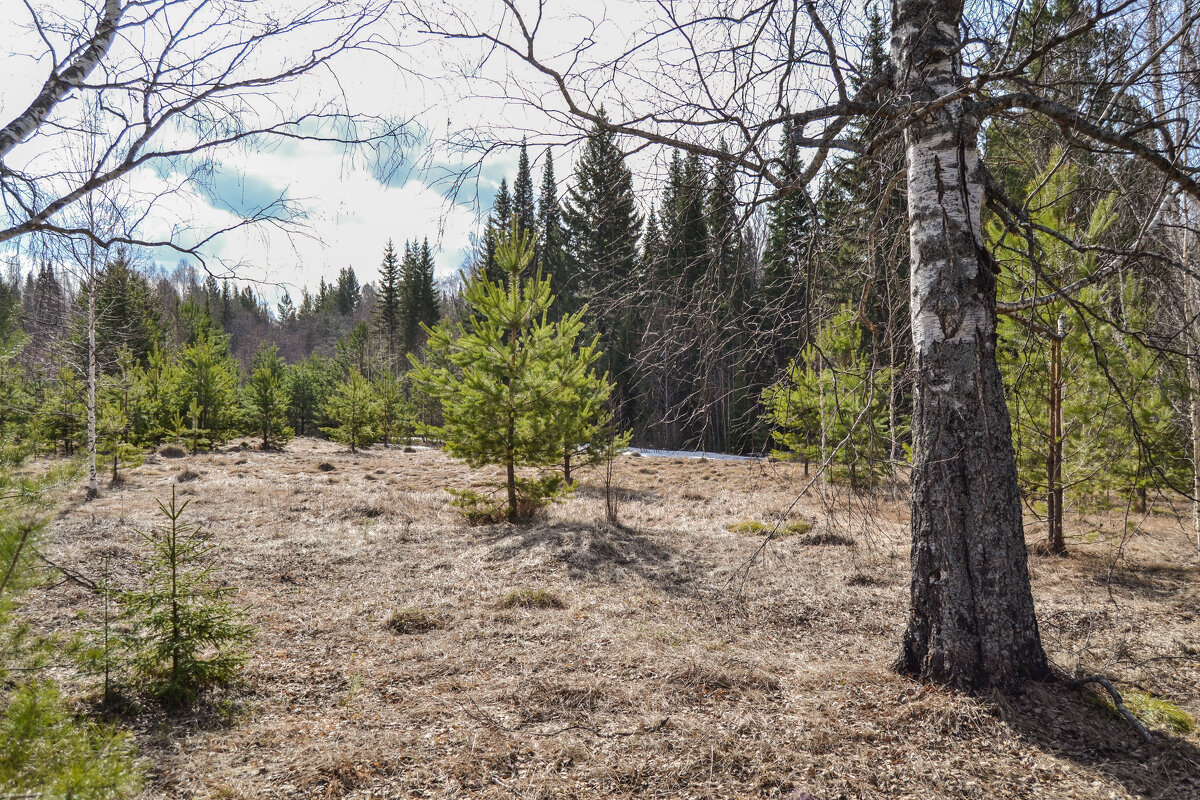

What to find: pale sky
left=0, top=0, right=844, bottom=304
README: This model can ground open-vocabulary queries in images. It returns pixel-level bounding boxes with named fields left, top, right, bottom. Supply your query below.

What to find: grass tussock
left=797, top=531, right=854, bottom=546
left=175, top=467, right=200, bottom=483
left=1090, top=688, right=1196, bottom=734
left=726, top=519, right=814, bottom=537
left=499, top=587, right=566, bottom=610
left=384, top=607, right=441, bottom=635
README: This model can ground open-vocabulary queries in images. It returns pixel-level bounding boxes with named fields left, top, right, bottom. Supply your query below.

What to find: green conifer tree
left=323, top=368, right=380, bottom=453
left=243, top=343, right=293, bottom=450
left=537, top=149, right=569, bottom=315
left=411, top=225, right=611, bottom=522
left=178, top=332, right=239, bottom=450
left=124, top=486, right=253, bottom=707
left=513, top=140, right=536, bottom=239
left=374, top=370, right=417, bottom=447
left=562, top=113, right=642, bottom=423
left=376, top=240, right=404, bottom=363
left=763, top=306, right=898, bottom=487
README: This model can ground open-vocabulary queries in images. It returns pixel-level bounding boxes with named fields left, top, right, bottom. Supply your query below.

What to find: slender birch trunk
left=1184, top=207, right=1200, bottom=546
left=892, top=0, right=1049, bottom=689
left=86, top=249, right=98, bottom=499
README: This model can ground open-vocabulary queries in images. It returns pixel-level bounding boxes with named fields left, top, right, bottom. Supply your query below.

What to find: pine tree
left=244, top=343, right=293, bottom=449
left=178, top=332, right=239, bottom=450
left=129, top=347, right=181, bottom=446
left=377, top=240, right=404, bottom=363
left=411, top=224, right=611, bottom=522
left=763, top=306, right=898, bottom=487
left=374, top=370, right=417, bottom=447
left=124, top=486, right=253, bottom=707
left=323, top=367, right=380, bottom=453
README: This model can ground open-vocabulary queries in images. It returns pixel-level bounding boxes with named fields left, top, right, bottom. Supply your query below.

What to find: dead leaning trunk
left=893, top=0, right=1050, bottom=690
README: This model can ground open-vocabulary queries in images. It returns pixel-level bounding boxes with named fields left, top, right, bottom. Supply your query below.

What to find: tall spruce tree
left=537, top=149, right=570, bottom=315
left=759, top=119, right=814, bottom=371
left=334, top=267, right=360, bottom=315
left=401, top=239, right=440, bottom=354
left=513, top=140, right=536, bottom=239
left=377, top=240, right=404, bottom=363
left=562, top=113, right=642, bottom=423
left=483, top=178, right=513, bottom=284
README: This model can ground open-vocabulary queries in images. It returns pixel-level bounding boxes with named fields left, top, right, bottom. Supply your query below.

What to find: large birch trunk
left=892, top=0, right=1049, bottom=689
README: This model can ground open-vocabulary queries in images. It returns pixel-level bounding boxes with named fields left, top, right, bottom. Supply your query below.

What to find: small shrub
left=385, top=608, right=440, bottom=635
left=499, top=588, right=566, bottom=610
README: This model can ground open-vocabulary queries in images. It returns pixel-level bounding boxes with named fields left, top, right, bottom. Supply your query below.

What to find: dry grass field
left=25, top=438, right=1200, bottom=799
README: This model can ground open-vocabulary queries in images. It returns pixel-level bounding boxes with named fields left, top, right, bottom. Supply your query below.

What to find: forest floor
left=26, top=438, right=1200, bottom=799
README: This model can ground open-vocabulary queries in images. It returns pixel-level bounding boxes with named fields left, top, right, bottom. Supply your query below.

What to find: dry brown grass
left=23, top=438, right=1200, bottom=799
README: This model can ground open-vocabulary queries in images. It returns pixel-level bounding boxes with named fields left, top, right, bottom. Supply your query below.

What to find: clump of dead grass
left=499, top=587, right=566, bottom=609
left=668, top=660, right=781, bottom=697
left=385, top=607, right=441, bottom=635
left=176, top=467, right=200, bottom=483
left=159, top=445, right=186, bottom=458
left=317, top=462, right=335, bottom=472
left=726, top=519, right=814, bottom=537
left=797, top=531, right=854, bottom=546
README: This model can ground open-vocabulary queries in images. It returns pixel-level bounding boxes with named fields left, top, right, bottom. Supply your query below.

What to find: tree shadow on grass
left=482, top=521, right=697, bottom=594
left=996, top=681, right=1200, bottom=798
left=569, top=483, right=662, bottom=503
left=1091, top=562, right=1200, bottom=601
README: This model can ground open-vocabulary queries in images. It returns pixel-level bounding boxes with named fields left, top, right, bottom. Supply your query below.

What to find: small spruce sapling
left=124, top=486, right=252, bottom=707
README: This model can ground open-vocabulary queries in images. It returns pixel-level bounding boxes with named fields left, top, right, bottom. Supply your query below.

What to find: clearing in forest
left=31, top=438, right=1200, bottom=799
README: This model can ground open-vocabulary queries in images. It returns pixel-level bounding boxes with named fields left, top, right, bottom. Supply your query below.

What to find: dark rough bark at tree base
left=895, top=334, right=1051, bottom=689
left=892, top=0, right=1050, bottom=690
